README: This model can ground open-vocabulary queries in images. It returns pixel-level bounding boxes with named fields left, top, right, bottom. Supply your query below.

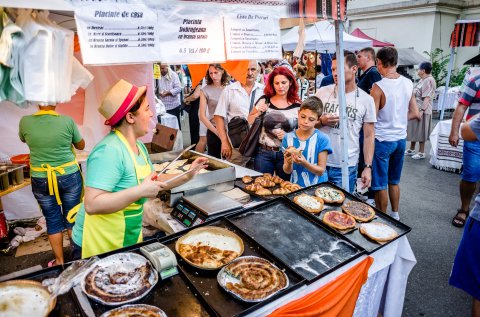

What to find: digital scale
left=140, top=242, right=179, bottom=280
left=170, top=190, right=243, bottom=228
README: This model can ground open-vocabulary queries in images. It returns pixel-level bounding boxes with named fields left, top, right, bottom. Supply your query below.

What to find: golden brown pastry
left=255, top=188, right=272, bottom=196
left=284, top=183, right=302, bottom=192
left=258, top=179, right=276, bottom=188
left=271, top=176, right=283, bottom=184
left=254, top=177, right=267, bottom=184
left=285, top=146, right=302, bottom=157
left=245, top=183, right=264, bottom=192
left=293, top=194, right=324, bottom=214
left=272, top=188, right=291, bottom=195
left=242, top=176, right=253, bottom=184
left=262, top=173, right=273, bottom=180
left=280, top=181, right=292, bottom=189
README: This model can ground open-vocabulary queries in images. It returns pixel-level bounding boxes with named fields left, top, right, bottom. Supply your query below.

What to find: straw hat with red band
left=99, top=79, right=147, bottom=126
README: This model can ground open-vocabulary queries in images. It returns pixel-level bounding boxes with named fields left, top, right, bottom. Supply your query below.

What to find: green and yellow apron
left=29, top=110, right=82, bottom=206
left=80, top=130, right=152, bottom=258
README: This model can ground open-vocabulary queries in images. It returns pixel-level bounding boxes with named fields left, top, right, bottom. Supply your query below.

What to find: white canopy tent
left=281, top=20, right=372, bottom=53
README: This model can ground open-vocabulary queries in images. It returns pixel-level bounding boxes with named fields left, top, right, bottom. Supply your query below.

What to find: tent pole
left=440, top=47, right=455, bottom=120
left=335, top=20, right=349, bottom=192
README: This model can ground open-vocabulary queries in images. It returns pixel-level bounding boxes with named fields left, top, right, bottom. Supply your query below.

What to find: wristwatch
left=364, top=164, right=372, bottom=169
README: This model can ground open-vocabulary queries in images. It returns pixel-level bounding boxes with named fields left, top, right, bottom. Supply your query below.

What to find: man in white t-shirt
left=214, top=60, right=264, bottom=166
left=315, top=51, right=376, bottom=193
left=370, top=47, right=420, bottom=219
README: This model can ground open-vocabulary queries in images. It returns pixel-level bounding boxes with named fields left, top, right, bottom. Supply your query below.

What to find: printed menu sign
left=75, top=3, right=160, bottom=65
left=157, top=9, right=226, bottom=64
left=224, top=13, right=282, bottom=60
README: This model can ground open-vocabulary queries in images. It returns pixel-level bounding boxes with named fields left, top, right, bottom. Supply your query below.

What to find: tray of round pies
left=235, top=173, right=303, bottom=200
left=81, top=253, right=159, bottom=306
left=286, top=182, right=411, bottom=253
left=175, top=226, right=244, bottom=270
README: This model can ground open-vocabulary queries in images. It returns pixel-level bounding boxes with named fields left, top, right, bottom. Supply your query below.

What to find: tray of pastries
left=175, top=226, right=244, bottom=270
left=81, top=253, right=158, bottom=306
left=217, top=256, right=289, bottom=302
left=236, top=173, right=303, bottom=200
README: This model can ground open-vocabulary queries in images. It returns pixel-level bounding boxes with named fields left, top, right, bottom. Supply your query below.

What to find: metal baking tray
left=286, top=182, right=412, bottom=254
left=150, top=150, right=236, bottom=206
left=161, top=218, right=305, bottom=317
left=4, top=265, right=83, bottom=317
left=226, top=197, right=365, bottom=283
left=234, top=178, right=302, bottom=201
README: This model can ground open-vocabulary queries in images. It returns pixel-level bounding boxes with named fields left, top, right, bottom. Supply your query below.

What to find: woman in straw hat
left=71, top=79, right=208, bottom=258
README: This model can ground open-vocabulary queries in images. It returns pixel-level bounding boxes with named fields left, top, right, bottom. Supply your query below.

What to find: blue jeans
left=462, top=140, right=480, bottom=182
left=326, top=166, right=357, bottom=193
left=371, top=138, right=406, bottom=191
left=31, top=170, right=83, bottom=234
left=254, top=148, right=290, bottom=180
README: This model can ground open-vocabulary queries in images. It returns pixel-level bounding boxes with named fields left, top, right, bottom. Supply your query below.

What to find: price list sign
left=157, top=9, right=226, bottom=64
left=224, top=13, right=282, bottom=60
left=75, top=3, right=160, bottom=65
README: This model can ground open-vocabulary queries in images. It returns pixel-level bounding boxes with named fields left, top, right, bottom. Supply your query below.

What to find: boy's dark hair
left=376, top=47, right=398, bottom=68
left=419, top=61, right=433, bottom=74
left=300, top=96, right=323, bottom=117
left=332, top=50, right=357, bottom=68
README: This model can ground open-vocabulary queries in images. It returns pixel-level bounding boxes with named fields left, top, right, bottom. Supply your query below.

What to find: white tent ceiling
left=282, top=20, right=372, bottom=53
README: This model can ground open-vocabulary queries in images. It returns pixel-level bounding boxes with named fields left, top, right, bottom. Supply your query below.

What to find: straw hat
left=99, top=79, right=147, bottom=126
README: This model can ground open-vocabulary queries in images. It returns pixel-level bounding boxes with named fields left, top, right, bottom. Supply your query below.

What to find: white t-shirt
left=315, top=84, right=376, bottom=167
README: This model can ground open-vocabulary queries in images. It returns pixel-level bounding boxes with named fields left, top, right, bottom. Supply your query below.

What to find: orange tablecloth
left=268, top=257, right=373, bottom=317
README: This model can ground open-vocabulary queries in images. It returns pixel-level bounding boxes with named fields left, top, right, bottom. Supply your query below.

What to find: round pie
left=101, top=304, right=167, bottom=317
left=293, top=194, right=324, bottom=213
left=323, top=211, right=356, bottom=230
left=359, top=222, right=398, bottom=242
left=314, top=187, right=345, bottom=204
left=342, top=201, right=375, bottom=222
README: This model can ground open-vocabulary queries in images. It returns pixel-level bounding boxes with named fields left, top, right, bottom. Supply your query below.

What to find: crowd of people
left=154, top=47, right=431, bottom=222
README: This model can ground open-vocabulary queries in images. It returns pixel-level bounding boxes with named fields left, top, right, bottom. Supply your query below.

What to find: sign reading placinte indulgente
left=75, top=3, right=160, bottom=65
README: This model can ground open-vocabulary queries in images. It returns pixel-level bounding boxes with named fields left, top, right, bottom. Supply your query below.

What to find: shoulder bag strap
left=249, top=89, right=257, bottom=112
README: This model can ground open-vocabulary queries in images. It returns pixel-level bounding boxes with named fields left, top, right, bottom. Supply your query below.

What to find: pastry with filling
left=224, top=257, right=287, bottom=301
left=84, top=263, right=154, bottom=303
left=314, top=187, right=345, bottom=204
left=323, top=211, right=356, bottom=230
left=242, top=176, right=253, bottom=184
left=359, top=222, right=398, bottom=242
left=178, top=243, right=239, bottom=269
left=245, top=183, right=264, bottom=192
left=255, top=188, right=272, bottom=196
left=101, top=304, right=166, bottom=317
left=293, top=194, right=324, bottom=213
left=342, top=201, right=375, bottom=222
left=272, top=188, right=291, bottom=195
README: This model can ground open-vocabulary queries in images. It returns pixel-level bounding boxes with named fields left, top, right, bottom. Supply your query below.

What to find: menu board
left=75, top=3, right=161, bottom=65
left=224, top=12, right=282, bottom=60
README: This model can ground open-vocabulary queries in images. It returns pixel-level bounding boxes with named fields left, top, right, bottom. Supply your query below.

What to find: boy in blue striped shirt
left=282, top=97, right=332, bottom=187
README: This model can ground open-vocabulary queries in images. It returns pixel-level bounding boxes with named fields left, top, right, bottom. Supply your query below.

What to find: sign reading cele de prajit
left=75, top=3, right=160, bottom=65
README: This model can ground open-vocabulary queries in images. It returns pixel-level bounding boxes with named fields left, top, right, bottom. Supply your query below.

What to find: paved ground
left=0, top=118, right=476, bottom=316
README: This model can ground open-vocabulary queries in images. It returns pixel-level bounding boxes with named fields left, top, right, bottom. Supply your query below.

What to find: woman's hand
left=273, top=129, right=286, bottom=140
left=190, top=157, right=209, bottom=174
left=256, top=102, right=268, bottom=113
left=141, top=172, right=167, bottom=198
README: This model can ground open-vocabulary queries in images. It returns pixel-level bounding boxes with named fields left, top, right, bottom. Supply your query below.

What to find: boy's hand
left=284, top=151, right=293, bottom=164
left=292, top=153, right=307, bottom=166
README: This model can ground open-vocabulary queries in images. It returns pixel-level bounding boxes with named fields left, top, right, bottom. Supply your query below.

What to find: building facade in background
left=348, top=0, right=480, bottom=70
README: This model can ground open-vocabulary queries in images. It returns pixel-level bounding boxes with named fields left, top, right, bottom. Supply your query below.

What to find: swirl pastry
left=245, top=183, right=264, bottom=192
left=272, top=188, right=291, bottom=195
left=224, top=257, right=287, bottom=301
left=242, top=176, right=253, bottom=184
left=84, top=262, right=153, bottom=303
left=255, top=188, right=272, bottom=196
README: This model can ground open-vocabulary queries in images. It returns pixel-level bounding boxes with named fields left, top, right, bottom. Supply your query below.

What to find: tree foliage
left=424, top=48, right=468, bottom=87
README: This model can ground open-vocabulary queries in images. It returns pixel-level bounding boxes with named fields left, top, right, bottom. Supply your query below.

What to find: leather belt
left=260, top=143, right=280, bottom=152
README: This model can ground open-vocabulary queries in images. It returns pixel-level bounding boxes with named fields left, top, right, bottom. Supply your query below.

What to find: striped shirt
left=156, top=71, right=182, bottom=110
left=458, top=74, right=480, bottom=120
